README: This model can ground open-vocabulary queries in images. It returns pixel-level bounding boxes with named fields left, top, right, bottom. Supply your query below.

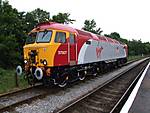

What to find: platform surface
left=120, top=62, right=150, bottom=113
left=129, top=65, right=150, bottom=113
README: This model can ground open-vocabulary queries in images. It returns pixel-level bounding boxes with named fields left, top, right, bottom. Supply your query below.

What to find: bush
left=0, top=35, right=21, bottom=69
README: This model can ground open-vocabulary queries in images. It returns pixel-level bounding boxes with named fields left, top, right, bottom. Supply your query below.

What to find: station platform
left=120, top=62, right=150, bottom=113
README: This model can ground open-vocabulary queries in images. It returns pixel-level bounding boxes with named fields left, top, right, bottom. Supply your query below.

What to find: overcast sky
left=8, top=0, right=150, bottom=42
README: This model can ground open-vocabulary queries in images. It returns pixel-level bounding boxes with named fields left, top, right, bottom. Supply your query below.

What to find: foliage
left=30, top=8, right=50, bottom=23
left=82, top=19, right=103, bottom=35
left=104, top=32, right=150, bottom=56
left=52, top=13, right=75, bottom=24
left=19, top=8, right=51, bottom=33
left=0, top=35, right=20, bottom=68
left=0, top=0, right=75, bottom=69
left=128, top=40, right=150, bottom=56
left=0, top=0, right=24, bottom=68
left=127, top=55, right=145, bottom=61
left=104, top=32, right=128, bottom=44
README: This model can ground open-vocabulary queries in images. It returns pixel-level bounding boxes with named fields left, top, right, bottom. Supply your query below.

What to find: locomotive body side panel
left=77, top=38, right=127, bottom=64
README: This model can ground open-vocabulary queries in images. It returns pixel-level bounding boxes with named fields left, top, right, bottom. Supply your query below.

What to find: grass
left=0, top=68, right=29, bottom=94
left=128, top=55, right=145, bottom=61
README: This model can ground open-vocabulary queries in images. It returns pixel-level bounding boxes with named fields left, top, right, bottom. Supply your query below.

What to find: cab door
left=69, top=33, right=76, bottom=65
left=53, top=31, right=68, bottom=66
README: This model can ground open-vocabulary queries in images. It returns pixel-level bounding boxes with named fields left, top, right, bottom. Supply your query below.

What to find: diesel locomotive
left=16, top=22, right=128, bottom=87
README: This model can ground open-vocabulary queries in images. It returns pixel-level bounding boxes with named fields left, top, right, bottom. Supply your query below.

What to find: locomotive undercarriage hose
left=26, top=73, right=35, bottom=86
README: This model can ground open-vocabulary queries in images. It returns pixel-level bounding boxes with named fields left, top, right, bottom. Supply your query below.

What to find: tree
left=22, top=8, right=51, bottom=32
left=0, top=1, right=77, bottom=68
left=0, top=35, right=20, bottom=68
left=52, top=13, right=75, bottom=24
left=104, top=32, right=128, bottom=44
left=30, top=8, right=50, bottom=23
left=104, top=32, right=150, bottom=56
left=0, top=0, right=19, bottom=36
left=24, top=12, right=38, bottom=32
left=82, top=19, right=103, bottom=35
left=0, top=0, right=24, bottom=68
left=144, top=42, right=150, bottom=54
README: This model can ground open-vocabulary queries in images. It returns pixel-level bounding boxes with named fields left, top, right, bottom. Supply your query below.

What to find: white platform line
left=120, top=62, right=150, bottom=113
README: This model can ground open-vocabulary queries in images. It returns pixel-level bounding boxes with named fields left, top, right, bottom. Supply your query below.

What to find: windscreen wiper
left=42, top=29, right=48, bottom=39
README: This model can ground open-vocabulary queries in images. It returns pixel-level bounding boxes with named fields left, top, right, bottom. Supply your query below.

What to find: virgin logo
left=96, top=47, right=103, bottom=58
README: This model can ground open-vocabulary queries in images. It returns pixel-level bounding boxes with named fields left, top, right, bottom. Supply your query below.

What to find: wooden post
left=15, top=72, right=19, bottom=87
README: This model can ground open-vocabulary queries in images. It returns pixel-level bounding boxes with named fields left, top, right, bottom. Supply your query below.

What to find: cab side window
left=69, top=33, right=75, bottom=44
left=55, top=32, right=66, bottom=43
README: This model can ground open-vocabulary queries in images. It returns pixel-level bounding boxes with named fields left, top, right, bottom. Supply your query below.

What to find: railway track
left=0, top=85, right=59, bottom=112
left=56, top=59, right=149, bottom=113
left=0, top=58, right=148, bottom=113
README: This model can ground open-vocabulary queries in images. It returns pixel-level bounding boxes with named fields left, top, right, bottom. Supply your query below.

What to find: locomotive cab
left=24, top=30, right=77, bottom=67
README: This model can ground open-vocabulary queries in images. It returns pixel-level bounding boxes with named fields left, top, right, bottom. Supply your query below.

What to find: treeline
left=0, top=0, right=150, bottom=69
left=104, top=32, right=150, bottom=56
left=82, top=19, right=150, bottom=56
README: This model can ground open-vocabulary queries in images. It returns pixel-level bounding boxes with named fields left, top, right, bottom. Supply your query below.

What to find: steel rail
left=55, top=58, right=149, bottom=113
left=0, top=84, right=48, bottom=112
left=0, top=84, right=41, bottom=98
left=110, top=65, right=146, bottom=113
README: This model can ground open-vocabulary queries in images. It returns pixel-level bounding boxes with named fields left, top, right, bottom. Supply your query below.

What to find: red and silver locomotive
left=16, top=22, right=128, bottom=87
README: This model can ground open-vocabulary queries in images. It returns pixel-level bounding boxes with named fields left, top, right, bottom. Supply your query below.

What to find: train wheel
left=96, top=67, right=101, bottom=75
left=117, top=60, right=122, bottom=67
left=93, top=72, right=97, bottom=77
left=78, top=71, right=86, bottom=81
left=92, top=67, right=99, bottom=77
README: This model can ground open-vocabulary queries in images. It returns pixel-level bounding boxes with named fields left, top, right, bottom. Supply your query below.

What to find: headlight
left=43, top=59, right=47, bottom=66
left=24, top=60, right=28, bottom=64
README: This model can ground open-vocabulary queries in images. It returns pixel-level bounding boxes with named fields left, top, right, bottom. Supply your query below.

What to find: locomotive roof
left=34, top=22, right=77, bottom=33
left=34, top=22, right=124, bottom=45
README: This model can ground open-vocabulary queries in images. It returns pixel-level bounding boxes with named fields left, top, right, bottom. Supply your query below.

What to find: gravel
left=0, top=90, right=43, bottom=108
left=7, top=58, right=148, bottom=113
